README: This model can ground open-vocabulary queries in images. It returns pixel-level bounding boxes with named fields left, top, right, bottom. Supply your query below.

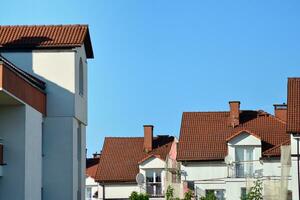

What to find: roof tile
left=0, top=24, right=93, bottom=58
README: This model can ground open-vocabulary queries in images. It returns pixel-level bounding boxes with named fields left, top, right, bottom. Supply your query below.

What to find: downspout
left=297, top=138, right=300, bottom=200
left=101, top=184, right=105, bottom=200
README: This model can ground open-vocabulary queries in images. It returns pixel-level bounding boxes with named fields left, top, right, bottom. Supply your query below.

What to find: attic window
left=79, top=58, right=84, bottom=96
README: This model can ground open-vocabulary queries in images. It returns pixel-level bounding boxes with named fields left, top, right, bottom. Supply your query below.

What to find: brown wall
left=0, top=64, right=46, bottom=115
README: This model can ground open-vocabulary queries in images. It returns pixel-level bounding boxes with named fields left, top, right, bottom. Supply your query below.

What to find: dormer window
left=79, top=58, right=84, bottom=96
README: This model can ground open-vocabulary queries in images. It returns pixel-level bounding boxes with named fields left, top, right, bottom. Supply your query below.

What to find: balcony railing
left=0, top=143, right=3, bottom=165
left=146, top=183, right=163, bottom=197
left=228, top=161, right=261, bottom=178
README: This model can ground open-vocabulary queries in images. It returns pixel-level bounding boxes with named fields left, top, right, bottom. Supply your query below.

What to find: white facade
left=181, top=132, right=292, bottom=200
left=290, top=134, right=299, bottom=200
left=0, top=95, right=43, bottom=200
left=86, top=176, right=102, bottom=200
left=1, top=46, right=88, bottom=200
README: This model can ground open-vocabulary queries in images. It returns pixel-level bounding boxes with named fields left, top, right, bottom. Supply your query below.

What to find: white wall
left=86, top=176, right=102, bottom=200
left=75, top=46, right=88, bottom=125
left=2, top=47, right=88, bottom=200
left=25, top=105, right=43, bottom=200
left=181, top=162, right=228, bottom=181
left=290, top=134, right=299, bottom=200
left=104, top=184, right=140, bottom=199
left=0, top=105, right=26, bottom=200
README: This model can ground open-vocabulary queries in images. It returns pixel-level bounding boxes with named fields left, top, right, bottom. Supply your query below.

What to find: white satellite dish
left=136, top=173, right=145, bottom=185
left=224, top=155, right=233, bottom=165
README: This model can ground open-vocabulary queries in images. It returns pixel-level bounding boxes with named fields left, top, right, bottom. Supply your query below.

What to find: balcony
left=227, top=161, right=262, bottom=178
left=146, top=183, right=163, bottom=197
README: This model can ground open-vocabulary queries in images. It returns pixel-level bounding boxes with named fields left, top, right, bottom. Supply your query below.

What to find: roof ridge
left=0, top=24, right=88, bottom=28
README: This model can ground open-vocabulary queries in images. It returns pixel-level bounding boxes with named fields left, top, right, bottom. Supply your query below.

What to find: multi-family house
left=287, top=78, right=300, bottom=200
left=0, top=25, right=93, bottom=200
left=95, top=125, right=179, bottom=199
left=177, top=100, right=291, bottom=199
left=86, top=153, right=102, bottom=200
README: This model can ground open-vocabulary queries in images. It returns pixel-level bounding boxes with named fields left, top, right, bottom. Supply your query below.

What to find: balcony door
left=146, top=169, right=162, bottom=197
left=235, top=146, right=254, bottom=177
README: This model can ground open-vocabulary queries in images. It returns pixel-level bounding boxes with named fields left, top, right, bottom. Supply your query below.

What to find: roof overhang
left=0, top=62, right=46, bottom=115
left=138, top=154, right=164, bottom=164
left=226, top=129, right=261, bottom=142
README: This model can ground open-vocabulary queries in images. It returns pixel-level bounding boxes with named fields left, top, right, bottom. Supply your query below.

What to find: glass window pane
left=155, top=170, right=162, bottom=183
left=235, top=147, right=244, bottom=161
left=146, top=170, right=154, bottom=183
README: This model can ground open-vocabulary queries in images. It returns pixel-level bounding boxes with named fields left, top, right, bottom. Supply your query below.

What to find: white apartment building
left=0, top=24, right=94, bottom=200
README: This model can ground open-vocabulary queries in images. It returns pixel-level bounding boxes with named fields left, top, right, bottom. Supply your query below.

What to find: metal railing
left=0, top=143, right=3, bottom=165
left=228, top=161, right=260, bottom=178
left=146, top=183, right=163, bottom=197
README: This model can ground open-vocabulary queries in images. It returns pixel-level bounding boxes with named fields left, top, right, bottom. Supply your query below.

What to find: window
left=146, top=170, right=162, bottom=197
left=235, top=147, right=254, bottom=177
left=86, top=187, right=92, bottom=200
left=205, top=189, right=225, bottom=200
left=241, top=187, right=247, bottom=199
left=79, top=58, right=84, bottom=96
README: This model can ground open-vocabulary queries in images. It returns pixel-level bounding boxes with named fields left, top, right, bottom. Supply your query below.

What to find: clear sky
left=1, top=0, right=300, bottom=156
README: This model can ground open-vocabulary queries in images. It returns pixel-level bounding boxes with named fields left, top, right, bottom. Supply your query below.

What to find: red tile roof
left=86, top=156, right=100, bottom=179
left=263, top=140, right=290, bottom=157
left=95, top=136, right=174, bottom=183
left=287, top=78, right=300, bottom=133
left=177, top=110, right=289, bottom=161
left=0, top=25, right=93, bottom=58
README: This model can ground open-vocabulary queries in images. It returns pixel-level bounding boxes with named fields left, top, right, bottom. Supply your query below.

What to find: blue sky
left=1, top=0, right=300, bottom=156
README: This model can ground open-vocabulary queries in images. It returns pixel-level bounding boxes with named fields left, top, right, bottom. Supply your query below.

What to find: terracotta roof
left=95, top=136, right=174, bottom=183
left=177, top=110, right=289, bottom=161
left=86, top=156, right=100, bottom=179
left=263, top=140, right=290, bottom=157
left=287, top=78, right=300, bottom=133
left=0, top=24, right=93, bottom=58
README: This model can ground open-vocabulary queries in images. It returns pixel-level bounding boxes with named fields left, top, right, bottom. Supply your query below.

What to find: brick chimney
left=274, top=103, right=287, bottom=122
left=143, top=125, right=154, bottom=152
left=229, top=101, right=240, bottom=127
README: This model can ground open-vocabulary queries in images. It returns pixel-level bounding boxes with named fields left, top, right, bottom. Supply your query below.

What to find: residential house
left=177, top=101, right=291, bottom=200
left=287, top=78, right=300, bottom=200
left=0, top=25, right=93, bottom=200
left=95, top=125, right=179, bottom=199
left=86, top=153, right=102, bottom=200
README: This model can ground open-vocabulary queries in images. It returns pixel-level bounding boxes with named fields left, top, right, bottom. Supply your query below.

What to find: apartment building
left=0, top=24, right=93, bottom=200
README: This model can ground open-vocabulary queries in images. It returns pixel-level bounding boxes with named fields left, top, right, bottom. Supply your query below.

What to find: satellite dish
left=224, top=155, right=233, bottom=165
left=136, top=173, right=145, bottom=185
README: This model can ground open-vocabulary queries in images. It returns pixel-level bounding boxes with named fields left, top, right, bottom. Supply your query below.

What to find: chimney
left=274, top=103, right=287, bottom=122
left=93, top=152, right=101, bottom=158
left=143, top=125, right=154, bottom=152
left=229, top=101, right=240, bottom=127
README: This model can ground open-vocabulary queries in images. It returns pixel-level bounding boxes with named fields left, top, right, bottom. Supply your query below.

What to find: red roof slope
left=0, top=24, right=93, bottom=58
left=95, top=136, right=174, bottom=183
left=86, top=156, right=100, bottom=179
left=178, top=111, right=289, bottom=161
left=287, top=78, right=300, bottom=133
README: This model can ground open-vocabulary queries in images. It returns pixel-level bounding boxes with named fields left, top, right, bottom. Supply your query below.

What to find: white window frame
left=146, top=169, right=162, bottom=197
